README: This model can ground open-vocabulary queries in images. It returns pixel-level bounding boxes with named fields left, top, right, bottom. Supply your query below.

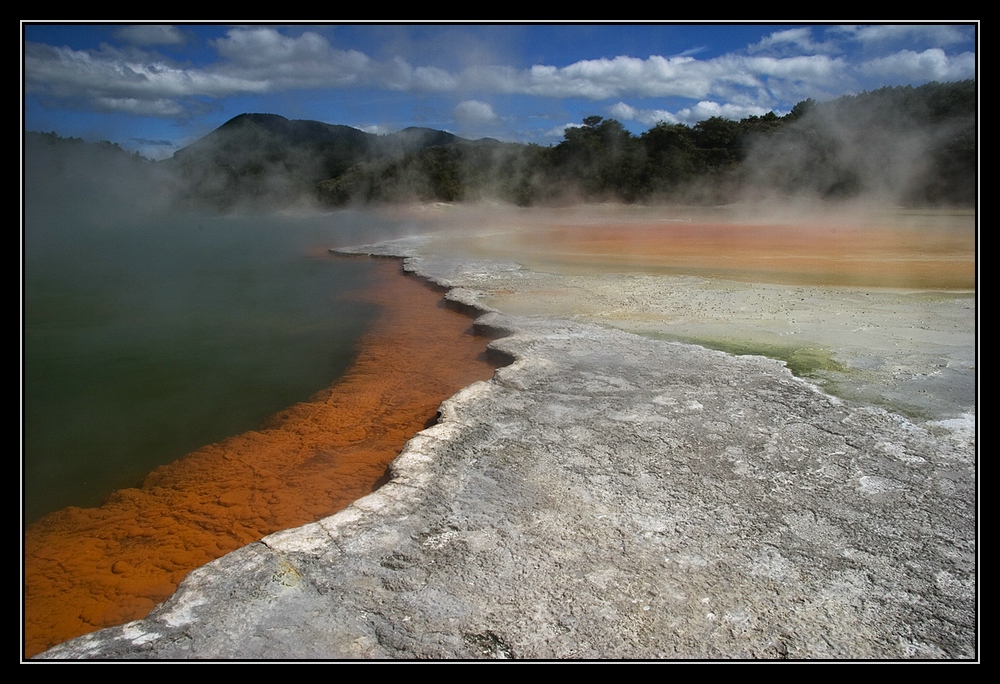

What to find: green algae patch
left=641, top=333, right=845, bottom=379
left=708, top=340, right=844, bottom=378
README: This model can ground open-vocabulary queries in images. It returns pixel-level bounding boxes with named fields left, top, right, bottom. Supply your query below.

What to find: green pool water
left=23, top=209, right=406, bottom=525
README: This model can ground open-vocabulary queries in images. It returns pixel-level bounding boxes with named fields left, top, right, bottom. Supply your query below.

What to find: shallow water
left=381, top=204, right=977, bottom=421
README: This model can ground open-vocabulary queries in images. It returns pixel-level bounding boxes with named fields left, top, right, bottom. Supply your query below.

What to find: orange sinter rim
left=24, top=256, right=499, bottom=658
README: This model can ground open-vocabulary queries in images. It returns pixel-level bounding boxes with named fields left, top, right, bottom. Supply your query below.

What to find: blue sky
left=22, top=22, right=977, bottom=160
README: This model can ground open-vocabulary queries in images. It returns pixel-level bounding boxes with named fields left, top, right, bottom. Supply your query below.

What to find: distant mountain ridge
left=172, top=112, right=466, bottom=159
left=159, top=113, right=484, bottom=209
left=28, top=80, right=977, bottom=210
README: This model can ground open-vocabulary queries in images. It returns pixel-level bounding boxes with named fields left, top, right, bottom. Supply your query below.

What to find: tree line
left=319, top=80, right=975, bottom=207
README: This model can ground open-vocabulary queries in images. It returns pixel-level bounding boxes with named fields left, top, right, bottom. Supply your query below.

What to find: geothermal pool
left=23, top=252, right=499, bottom=657
left=23, top=208, right=500, bottom=657
left=23, top=204, right=976, bottom=658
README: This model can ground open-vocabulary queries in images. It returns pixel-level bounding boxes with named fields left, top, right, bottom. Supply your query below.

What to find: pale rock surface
left=38, top=241, right=976, bottom=660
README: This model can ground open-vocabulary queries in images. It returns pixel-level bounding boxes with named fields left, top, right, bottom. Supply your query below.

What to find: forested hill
left=318, top=79, right=971, bottom=208
left=27, top=80, right=976, bottom=210
left=156, top=113, right=473, bottom=209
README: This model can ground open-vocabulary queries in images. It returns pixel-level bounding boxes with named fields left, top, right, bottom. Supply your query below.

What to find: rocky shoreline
left=37, top=239, right=976, bottom=660
left=22, top=254, right=498, bottom=658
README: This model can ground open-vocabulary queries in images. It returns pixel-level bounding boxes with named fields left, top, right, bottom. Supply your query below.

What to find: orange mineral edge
left=24, top=256, right=500, bottom=658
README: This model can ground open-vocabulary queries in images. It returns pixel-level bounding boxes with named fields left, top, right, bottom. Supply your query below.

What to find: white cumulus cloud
left=212, top=28, right=373, bottom=89
left=859, top=48, right=976, bottom=82
left=610, top=100, right=771, bottom=127
left=23, top=41, right=268, bottom=109
left=454, top=100, right=498, bottom=124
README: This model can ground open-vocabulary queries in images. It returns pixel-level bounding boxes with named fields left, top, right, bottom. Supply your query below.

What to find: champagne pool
left=23, top=209, right=411, bottom=525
